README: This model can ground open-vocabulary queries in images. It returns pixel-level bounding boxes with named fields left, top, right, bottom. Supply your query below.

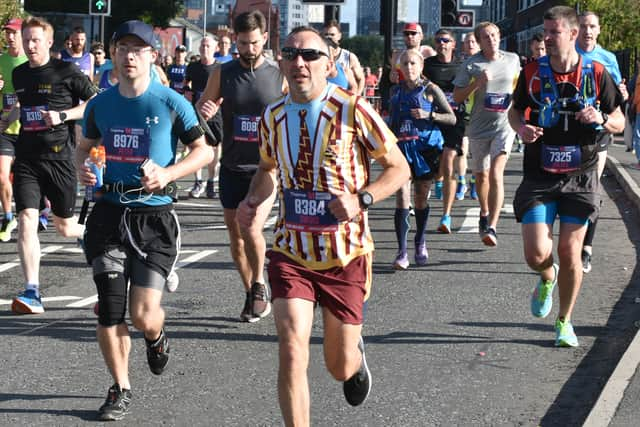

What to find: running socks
left=414, top=205, right=430, bottom=245
left=394, top=208, right=410, bottom=252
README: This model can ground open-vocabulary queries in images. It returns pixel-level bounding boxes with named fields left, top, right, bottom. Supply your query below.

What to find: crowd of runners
left=0, top=5, right=630, bottom=425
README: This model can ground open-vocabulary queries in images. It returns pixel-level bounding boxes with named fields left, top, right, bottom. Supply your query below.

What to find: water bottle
left=84, top=146, right=105, bottom=202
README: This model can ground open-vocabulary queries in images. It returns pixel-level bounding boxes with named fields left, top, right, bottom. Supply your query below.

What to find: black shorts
left=596, top=133, right=613, bottom=153
left=219, top=164, right=255, bottom=209
left=13, top=158, right=77, bottom=218
left=0, top=133, right=16, bottom=156
left=84, top=201, right=179, bottom=279
left=441, top=123, right=465, bottom=156
left=414, top=145, right=442, bottom=181
left=513, top=169, right=599, bottom=223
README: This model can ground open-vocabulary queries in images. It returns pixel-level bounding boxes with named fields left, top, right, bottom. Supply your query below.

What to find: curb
left=582, top=154, right=640, bottom=427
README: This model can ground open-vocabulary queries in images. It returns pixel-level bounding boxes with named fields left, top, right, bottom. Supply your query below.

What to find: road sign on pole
left=89, top=0, right=110, bottom=16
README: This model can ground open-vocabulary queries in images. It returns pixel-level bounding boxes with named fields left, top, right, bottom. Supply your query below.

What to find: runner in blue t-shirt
left=77, top=20, right=213, bottom=422
left=166, top=45, right=188, bottom=93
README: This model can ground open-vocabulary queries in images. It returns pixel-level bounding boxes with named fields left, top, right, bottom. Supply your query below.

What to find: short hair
left=286, top=26, right=329, bottom=55
left=435, top=28, right=453, bottom=38
left=578, top=10, right=600, bottom=24
left=474, top=21, right=500, bottom=42
left=324, top=20, right=341, bottom=32
left=233, top=10, right=266, bottom=34
left=72, top=26, right=86, bottom=35
left=545, top=6, right=579, bottom=29
left=530, top=32, right=544, bottom=43
left=22, top=16, right=54, bottom=40
left=91, top=41, right=104, bottom=52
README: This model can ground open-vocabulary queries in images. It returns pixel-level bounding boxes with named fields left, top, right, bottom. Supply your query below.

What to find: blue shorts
left=521, top=201, right=589, bottom=225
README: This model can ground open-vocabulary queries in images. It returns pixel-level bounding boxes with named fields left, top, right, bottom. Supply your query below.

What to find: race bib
left=171, top=81, right=185, bottom=91
left=397, top=119, right=418, bottom=141
left=233, top=115, right=260, bottom=143
left=484, top=92, right=511, bottom=112
left=541, top=144, right=581, bottom=174
left=2, top=93, right=18, bottom=112
left=20, top=105, right=49, bottom=131
left=283, top=189, right=338, bottom=232
left=444, top=91, right=458, bottom=109
left=104, top=127, right=151, bottom=163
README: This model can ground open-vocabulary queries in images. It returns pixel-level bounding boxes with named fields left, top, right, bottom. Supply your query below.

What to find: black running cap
left=112, top=20, right=160, bottom=50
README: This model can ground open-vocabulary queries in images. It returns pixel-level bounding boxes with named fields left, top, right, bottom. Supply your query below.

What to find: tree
left=0, top=0, right=24, bottom=50
left=341, top=35, right=384, bottom=69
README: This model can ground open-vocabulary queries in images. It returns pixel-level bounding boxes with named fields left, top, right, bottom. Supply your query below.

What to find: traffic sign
left=89, top=0, right=111, bottom=16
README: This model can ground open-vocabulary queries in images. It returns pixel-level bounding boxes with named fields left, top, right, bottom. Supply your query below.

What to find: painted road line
left=189, top=215, right=277, bottom=231
left=457, top=205, right=514, bottom=234
left=0, top=245, right=64, bottom=273
left=0, top=296, right=82, bottom=306
left=67, top=295, right=98, bottom=308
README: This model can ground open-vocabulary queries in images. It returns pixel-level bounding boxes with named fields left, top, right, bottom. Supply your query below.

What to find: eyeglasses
left=436, top=37, right=452, bottom=43
left=115, top=45, right=152, bottom=57
left=404, top=31, right=418, bottom=37
left=281, top=47, right=329, bottom=62
left=93, top=50, right=105, bottom=55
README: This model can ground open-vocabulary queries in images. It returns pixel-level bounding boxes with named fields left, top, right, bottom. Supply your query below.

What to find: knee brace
left=94, top=271, right=128, bottom=327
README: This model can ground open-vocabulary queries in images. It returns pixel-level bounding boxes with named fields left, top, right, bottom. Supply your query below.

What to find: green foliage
left=566, top=0, right=640, bottom=51
left=0, top=0, right=24, bottom=50
left=341, top=35, right=384, bottom=69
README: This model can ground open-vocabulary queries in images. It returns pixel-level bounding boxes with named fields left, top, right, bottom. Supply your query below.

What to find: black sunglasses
left=404, top=31, right=418, bottom=36
left=436, top=37, right=452, bottom=43
left=281, top=47, right=329, bottom=61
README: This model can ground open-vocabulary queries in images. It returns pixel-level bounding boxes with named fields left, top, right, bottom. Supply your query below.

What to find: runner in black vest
left=197, top=10, right=287, bottom=322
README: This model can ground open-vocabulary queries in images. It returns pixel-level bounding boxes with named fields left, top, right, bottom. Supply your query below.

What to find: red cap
left=3, top=18, right=22, bottom=31
left=403, top=23, right=422, bottom=33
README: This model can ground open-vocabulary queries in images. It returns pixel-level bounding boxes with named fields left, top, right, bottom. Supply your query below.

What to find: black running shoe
left=145, top=329, right=170, bottom=375
left=98, top=384, right=132, bottom=421
left=478, top=215, right=489, bottom=235
left=582, top=250, right=592, bottom=273
left=343, top=337, right=372, bottom=406
left=240, top=291, right=254, bottom=322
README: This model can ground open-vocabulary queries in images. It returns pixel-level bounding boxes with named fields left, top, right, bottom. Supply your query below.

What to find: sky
left=339, top=0, right=419, bottom=36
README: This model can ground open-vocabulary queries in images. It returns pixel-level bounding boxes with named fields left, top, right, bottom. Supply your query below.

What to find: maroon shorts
left=267, top=250, right=372, bottom=325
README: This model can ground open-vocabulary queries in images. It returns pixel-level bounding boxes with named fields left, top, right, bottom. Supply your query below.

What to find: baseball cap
left=175, top=44, right=187, bottom=52
left=403, top=23, right=422, bottom=33
left=112, top=20, right=160, bottom=49
left=3, top=18, right=22, bottom=32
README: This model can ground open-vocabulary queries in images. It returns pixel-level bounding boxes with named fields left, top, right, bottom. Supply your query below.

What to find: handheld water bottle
left=84, top=146, right=105, bottom=202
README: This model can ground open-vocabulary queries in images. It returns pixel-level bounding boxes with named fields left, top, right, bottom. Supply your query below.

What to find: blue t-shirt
left=214, top=53, right=233, bottom=64
left=328, top=64, right=349, bottom=90
left=166, top=63, right=187, bottom=92
left=83, top=81, right=200, bottom=206
left=576, top=44, right=622, bottom=84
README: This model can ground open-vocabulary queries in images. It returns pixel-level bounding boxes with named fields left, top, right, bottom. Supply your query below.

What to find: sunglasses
left=404, top=31, right=418, bottom=36
left=281, top=47, right=329, bottom=62
left=436, top=37, right=452, bottom=43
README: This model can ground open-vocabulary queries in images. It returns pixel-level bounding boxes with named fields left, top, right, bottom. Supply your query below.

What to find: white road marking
left=457, top=205, right=514, bottom=234
left=189, top=215, right=277, bottom=230
left=0, top=245, right=65, bottom=272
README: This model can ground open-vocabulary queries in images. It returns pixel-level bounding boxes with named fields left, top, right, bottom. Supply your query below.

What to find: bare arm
left=236, top=159, right=277, bottom=228
left=146, top=137, right=214, bottom=191
left=196, top=66, right=222, bottom=121
left=41, top=93, right=97, bottom=127
left=349, top=52, right=365, bottom=95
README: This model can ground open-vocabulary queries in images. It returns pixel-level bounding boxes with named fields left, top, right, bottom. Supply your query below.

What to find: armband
left=182, top=125, right=206, bottom=145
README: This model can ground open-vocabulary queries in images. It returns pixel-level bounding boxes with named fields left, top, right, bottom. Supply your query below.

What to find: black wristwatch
left=600, top=112, right=608, bottom=126
left=358, top=191, right=374, bottom=211
left=59, top=111, right=67, bottom=123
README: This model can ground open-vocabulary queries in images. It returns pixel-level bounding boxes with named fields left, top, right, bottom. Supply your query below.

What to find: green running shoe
left=555, top=318, right=579, bottom=347
left=530, top=263, right=558, bottom=318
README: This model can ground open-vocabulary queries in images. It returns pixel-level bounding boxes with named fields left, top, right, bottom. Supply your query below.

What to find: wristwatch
left=358, top=191, right=374, bottom=211
left=600, top=112, right=608, bottom=126
left=59, top=111, right=67, bottom=123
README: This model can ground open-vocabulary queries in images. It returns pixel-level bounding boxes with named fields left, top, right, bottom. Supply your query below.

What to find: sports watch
left=59, top=111, right=68, bottom=123
left=358, top=191, right=374, bottom=211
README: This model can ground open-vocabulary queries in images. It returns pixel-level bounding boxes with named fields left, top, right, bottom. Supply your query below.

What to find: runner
left=236, top=26, right=409, bottom=425
left=323, top=20, right=365, bottom=94
left=197, top=10, right=286, bottom=322
left=453, top=21, right=521, bottom=246
left=390, top=23, right=436, bottom=84
left=184, top=35, right=220, bottom=199
left=0, top=18, right=27, bottom=242
left=214, top=35, right=233, bottom=63
left=461, top=31, right=480, bottom=200
left=389, top=49, right=455, bottom=268
left=421, top=28, right=468, bottom=233
left=60, top=26, right=94, bottom=77
left=166, top=44, right=188, bottom=94
left=77, top=20, right=213, bottom=421
left=576, top=11, right=628, bottom=273
left=509, top=6, right=624, bottom=347
left=6, top=16, right=97, bottom=314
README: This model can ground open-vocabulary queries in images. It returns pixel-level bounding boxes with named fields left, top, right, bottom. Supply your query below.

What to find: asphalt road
left=1, top=152, right=639, bottom=426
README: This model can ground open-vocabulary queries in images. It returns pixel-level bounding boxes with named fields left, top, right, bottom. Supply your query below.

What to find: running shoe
left=469, top=182, right=478, bottom=200
left=11, top=289, right=44, bottom=314
left=434, top=181, right=443, bottom=200
left=188, top=180, right=204, bottom=198
left=531, top=263, right=558, bottom=318
left=482, top=227, right=498, bottom=247
left=415, top=241, right=428, bottom=265
left=38, top=213, right=48, bottom=232
left=250, top=282, right=271, bottom=321
left=240, top=292, right=254, bottom=322
left=98, top=384, right=132, bottom=421
left=0, top=217, right=17, bottom=242
left=166, top=270, right=179, bottom=293
left=581, top=250, right=592, bottom=274
left=555, top=318, right=579, bottom=347
left=393, top=251, right=409, bottom=270
left=438, top=214, right=452, bottom=234
left=146, top=328, right=170, bottom=375
left=455, top=182, right=467, bottom=201
left=343, top=336, right=372, bottom=406
left=205, top=179, right=216, bottom=199
left=478, top=215, right=488, bottom=235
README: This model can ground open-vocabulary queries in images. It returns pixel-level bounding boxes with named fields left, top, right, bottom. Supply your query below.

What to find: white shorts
left=469, top=128, right=515, bottom=172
